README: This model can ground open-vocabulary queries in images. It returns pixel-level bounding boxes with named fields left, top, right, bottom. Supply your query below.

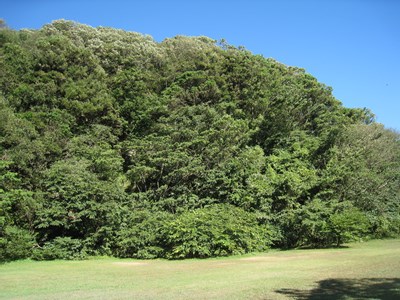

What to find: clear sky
left=2, top=0, right=399, bottom=130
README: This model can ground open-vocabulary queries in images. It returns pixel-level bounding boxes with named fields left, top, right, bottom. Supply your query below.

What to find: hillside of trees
left=1, top=20, right=399, bottom=261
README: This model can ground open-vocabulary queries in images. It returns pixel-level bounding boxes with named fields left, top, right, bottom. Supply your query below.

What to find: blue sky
left=2, top=0, right=399, bottom=130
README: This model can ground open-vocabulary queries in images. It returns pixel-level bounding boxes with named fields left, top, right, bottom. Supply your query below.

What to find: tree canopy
left=1, top=20, right=399, bottom=261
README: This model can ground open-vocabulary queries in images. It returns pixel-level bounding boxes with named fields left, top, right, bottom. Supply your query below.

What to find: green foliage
left=114, top=210, right=172, bottom=259
left=0, top=20, right=399, bottom=261
left=162, top=204, right=271, bottom=259
left=274, top=200, right=371, bottom=249
left=32, top=237, right=86, bottom=260
left=36, top=157, right=126, bottom=245
left=0, top=160, right=38, bottom=261
left=0, top=226, right=35, bottom=261
left=329, top=206, right=370, bottom=246
left=324, top=124, right=400, bottom=237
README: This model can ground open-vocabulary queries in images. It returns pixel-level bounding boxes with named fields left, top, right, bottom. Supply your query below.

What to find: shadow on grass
left=275, top=278, right=400, bottom=300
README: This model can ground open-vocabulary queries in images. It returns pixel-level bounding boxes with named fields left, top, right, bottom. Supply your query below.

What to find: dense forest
left=1, top=20, right=399, bottom=261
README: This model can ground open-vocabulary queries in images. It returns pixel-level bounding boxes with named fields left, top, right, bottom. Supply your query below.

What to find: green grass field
left=1, top=239, right=399, bottom=299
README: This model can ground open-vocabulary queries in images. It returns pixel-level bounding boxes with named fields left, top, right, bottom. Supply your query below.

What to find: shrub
left=32, top=237, right=86, bottom=260
left=162, top=204, right=271, bottom=259
left=113, top=210, right=172, bottom=259
left=329, top=208, right=370, bottom=246
left=0, top=226, right=35, bottom=261
left=369, top=214, right=400, bottom=238
left=275, top=200, right=371, bottom=248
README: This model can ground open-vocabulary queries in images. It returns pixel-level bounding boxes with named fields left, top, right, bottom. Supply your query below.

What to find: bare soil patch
left=112, top=261, right=148, bottom=266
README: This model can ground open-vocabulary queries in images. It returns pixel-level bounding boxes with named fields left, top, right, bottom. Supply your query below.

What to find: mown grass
left=1, top=239, right=399, bottom=299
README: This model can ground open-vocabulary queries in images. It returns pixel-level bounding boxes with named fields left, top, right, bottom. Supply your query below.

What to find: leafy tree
left=0, top=160, right=36, bottom=260
left=36, top=158, right=126, bottom=246
left=0, top=20, right=399, bottom=261
left=327, top=124, right=400, bottom=237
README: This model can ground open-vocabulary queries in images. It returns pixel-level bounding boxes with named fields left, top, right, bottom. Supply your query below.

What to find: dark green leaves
left=162, top=204, right=271, bottom=259
left=1, top=20, right=399, bottom=261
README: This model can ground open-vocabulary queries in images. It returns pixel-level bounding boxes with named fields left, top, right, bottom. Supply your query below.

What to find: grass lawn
left=1, top=239, right=399, bottom=299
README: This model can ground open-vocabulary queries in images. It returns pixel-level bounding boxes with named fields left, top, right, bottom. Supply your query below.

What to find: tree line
left=1, top=20, right=399, bottom=261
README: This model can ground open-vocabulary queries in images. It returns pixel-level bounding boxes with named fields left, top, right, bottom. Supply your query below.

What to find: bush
left=329, top=208, right=370, bottom=246
left=162, top=204, right=271, bottom=259
left=297, top=199, right=335, bottom=248
left=0, top=226, right=35, bottom=261
left=369, top=214, right=400, bottom=238
left=273, top=199, right=333, bottom=249
left=275, top=200, right=371, bottom=248
left=32, top=237, right=86, bottom=260
left=113, top=210, right=172, bottom=259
